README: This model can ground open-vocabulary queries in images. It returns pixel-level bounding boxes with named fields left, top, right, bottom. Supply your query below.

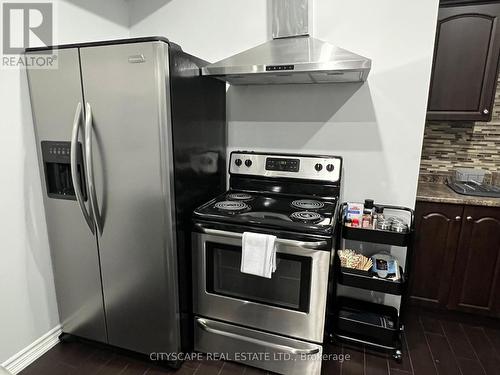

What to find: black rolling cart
left=328, top=202, right=415, bottom=362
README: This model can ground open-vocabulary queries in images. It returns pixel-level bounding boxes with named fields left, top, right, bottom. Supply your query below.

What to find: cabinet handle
left=466, top=216, right=473, bottom=221
left=483, top=109, right=489, bottom=115
left=455, top=216, right=461, bottom=221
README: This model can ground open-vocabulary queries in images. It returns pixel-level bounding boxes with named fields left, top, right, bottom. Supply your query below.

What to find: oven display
left=265, top=158, right=300, bottom=172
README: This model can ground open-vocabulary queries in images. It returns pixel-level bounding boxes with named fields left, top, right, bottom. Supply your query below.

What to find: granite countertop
left=417, top=181, right=500, bottom=207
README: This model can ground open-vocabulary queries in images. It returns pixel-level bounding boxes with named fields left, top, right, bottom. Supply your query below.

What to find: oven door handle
left=196, top=318, right=320, bottom=355
left=195, top=226, right=329, bottom=250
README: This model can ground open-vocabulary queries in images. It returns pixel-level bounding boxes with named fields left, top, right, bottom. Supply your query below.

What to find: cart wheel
left=393, top=350, right=402, bottom=363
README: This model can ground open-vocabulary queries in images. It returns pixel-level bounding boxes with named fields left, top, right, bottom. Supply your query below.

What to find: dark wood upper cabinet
left=448, top=206, right=500, bottom=317
left=410, top=202, right=463, bottom=308
left=427, top=3, right=500, bottom=121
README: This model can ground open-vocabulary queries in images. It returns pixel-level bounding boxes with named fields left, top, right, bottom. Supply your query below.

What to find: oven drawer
left=194, top=317, right=322, bottom=375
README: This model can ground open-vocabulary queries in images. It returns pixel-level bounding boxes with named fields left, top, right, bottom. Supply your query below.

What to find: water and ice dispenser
left=41, top=141, right=87, bottom=200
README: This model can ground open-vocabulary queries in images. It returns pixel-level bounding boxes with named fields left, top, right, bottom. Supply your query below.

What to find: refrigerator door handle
left=71, top=102, right=95, bottom=234
left=84, top=102, right=103, bottom=235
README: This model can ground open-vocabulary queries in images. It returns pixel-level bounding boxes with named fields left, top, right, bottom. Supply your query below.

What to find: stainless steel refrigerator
left=25, top=37, right=226, bottom=358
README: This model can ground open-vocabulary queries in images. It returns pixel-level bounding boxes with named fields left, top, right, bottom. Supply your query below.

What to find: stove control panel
left=230, top=152, right=342, bottom=182
left=265, top=157, right=300, bottom=172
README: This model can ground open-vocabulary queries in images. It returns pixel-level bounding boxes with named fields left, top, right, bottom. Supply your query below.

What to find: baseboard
left=1, top=325, right=62, bottom=374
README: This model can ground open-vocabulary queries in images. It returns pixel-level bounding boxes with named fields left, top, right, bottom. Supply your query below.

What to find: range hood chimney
left=201, top=0, right=371, bottom=85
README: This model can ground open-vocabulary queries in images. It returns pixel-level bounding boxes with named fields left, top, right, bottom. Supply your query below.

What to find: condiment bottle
left=352, top=217, right=360, bottom=228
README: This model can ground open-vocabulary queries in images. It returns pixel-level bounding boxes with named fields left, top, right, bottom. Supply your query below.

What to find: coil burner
left=291, top=199, right=325, bottom=210
left=214, top=200, right=250, bottom=213
left=290, top=211, right=324, bottom=223
left=227, top=193, right=253, bottom=201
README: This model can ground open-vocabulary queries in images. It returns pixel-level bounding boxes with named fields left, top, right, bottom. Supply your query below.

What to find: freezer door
left=26, top=48, right=107, bottom=343
left=79, top=42, right=180, bottom=354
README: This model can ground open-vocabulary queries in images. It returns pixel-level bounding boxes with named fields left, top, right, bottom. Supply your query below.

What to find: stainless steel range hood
left=202, top=0, right=371, bottom=85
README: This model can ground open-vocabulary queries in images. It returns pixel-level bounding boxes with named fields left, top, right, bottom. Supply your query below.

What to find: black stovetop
left=193, top=190, right=338, bottom=236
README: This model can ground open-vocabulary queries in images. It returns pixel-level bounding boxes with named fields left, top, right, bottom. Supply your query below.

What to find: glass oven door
left=192, top=228, right=332, bottom=343
left=206, top=242, right=312, bottom=312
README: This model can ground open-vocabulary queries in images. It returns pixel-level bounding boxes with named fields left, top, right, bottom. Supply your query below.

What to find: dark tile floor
left=20, top=309, right=500, bottom=375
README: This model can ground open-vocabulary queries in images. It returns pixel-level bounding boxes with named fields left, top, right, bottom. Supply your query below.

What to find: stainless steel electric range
left=191, top=151, right=342, bottom=375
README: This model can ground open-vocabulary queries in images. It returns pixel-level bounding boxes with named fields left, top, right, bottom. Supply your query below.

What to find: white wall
left=128, top=0, right=269, bottom=63
left=130, top=0, right=439, bottom=208
left=0, top=0, right=129, bottom=364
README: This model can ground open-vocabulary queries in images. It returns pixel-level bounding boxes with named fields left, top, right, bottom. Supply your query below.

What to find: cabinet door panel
left=429, top=15, right=492, bottom=112
left=427, top=4, right=500, bottom=121
left=448, top=206, right=500, bottom=316
left=410, top=202, right=463, bottom=308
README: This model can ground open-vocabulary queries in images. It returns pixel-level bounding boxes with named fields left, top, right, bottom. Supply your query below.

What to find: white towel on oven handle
left=240, top=232, right=277, bottom=278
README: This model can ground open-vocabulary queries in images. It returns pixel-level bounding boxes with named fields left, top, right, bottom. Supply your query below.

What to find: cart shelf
left=342, top=225, right=410, bottom=246
left=338, top=267, right=405, bottom=295
left=333, top=297, right=401, bottom=349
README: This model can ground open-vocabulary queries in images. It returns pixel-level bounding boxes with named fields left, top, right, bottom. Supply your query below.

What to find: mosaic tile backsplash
left=419, top=78, right=500, bottom=177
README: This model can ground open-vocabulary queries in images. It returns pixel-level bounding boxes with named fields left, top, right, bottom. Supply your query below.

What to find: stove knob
left=326, top=164, right=335, bottom=172
left=235, top=158, right=242, bottom=167
left=314, top=163, right=323, bottom=172
left=245, top=159, right=253, bottom=167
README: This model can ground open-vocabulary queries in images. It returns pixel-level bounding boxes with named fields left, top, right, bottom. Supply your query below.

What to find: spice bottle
left=362, top=215, right=371, bottom=228
left=364, top=199, right=375, bottom=215
left=373, top=205, right=384, bottom=229
left=362, top=199, right=374, bottom=228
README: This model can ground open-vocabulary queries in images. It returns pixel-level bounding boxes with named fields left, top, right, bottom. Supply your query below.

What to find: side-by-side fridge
left=25, top=37, right=226, bottom=359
